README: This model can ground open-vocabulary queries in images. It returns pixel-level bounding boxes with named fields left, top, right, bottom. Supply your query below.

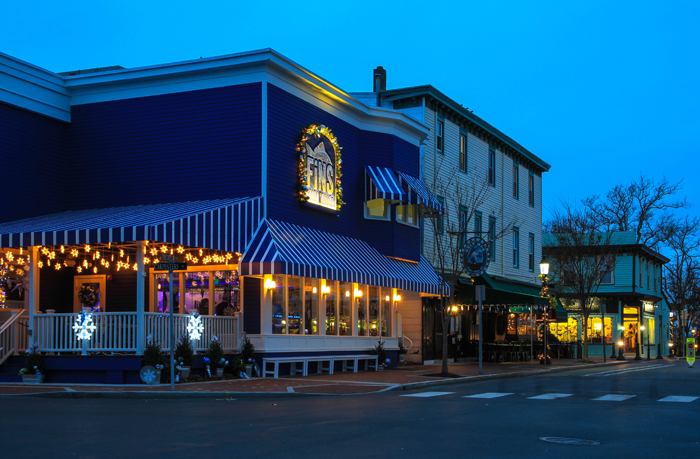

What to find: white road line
left=464, top=392, right=514, bottom=399
left=658, top=396, right=699, bottom=403
left=528, top=393, right=573, bottom=400
left=592, top=394, right=636, bottom=401
left=585, top=364, right=676, bottom=377
left=401, top=391, right=454, bottom=398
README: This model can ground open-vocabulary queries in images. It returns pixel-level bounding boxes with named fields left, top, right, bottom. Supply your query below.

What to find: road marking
left=528, top=393, right=573, bottom=400
left=464, top=392, right=514, bottom=399
left=401, top=391, right=454, bottom=398
left=592, top=394, right=636, bottom=401
left=658, top=396, right=698, bottom=403
left=585, top=364, right=675, bottom=377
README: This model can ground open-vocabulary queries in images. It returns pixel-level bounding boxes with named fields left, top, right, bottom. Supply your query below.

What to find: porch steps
left=0, top=355, right=26, bottom=382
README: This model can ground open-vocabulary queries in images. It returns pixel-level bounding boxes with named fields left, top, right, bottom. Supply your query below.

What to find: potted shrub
left=142, top=340, right=166, bottom=385
left=174, top=334, right=195, bottom=379
left=19, top=344, right=45, bottom=384
left=206, top=336, right=225, bottom=378
left=239, top=334, right=256, bottom=376
left=371, top=340, right=387, bottom=371
left=398, top=338, right=408, bottom=363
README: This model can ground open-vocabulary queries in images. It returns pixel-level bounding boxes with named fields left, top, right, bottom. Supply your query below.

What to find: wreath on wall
left=296, top=124, right=343, bottom=211
left=77, top=285, right=99, bottom=307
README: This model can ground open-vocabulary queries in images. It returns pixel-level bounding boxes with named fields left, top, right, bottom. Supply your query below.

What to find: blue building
left=0, top=49, right=446, bottom=381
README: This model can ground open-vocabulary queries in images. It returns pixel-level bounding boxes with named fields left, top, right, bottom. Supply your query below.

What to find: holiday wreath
left=77, top=284, right=99, bottom=308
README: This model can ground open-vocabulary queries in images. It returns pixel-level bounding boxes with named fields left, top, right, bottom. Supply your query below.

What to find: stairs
left=0, top=355, right=26, bottom=382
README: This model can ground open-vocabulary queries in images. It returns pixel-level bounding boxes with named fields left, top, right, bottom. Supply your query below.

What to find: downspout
left=501, top=147, right=505, bottom=276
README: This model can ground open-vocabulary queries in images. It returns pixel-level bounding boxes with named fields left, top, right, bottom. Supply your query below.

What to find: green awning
left=480, top=273, right=549, bottom=305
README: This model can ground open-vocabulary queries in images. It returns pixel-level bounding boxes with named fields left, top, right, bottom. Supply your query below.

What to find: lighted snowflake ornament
left=73, top=311, right=97, bottom=340
left=187, top=313, right=204, bottom=341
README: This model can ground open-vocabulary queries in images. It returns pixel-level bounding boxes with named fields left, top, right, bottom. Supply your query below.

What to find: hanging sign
left=462, top=237, right=490, bottom=277
left=154, top=254, right=187, bottom=272
left=297, top=125, right=343, bottom=211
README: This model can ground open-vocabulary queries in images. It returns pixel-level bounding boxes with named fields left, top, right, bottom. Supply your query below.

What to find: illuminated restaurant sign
left=297, top=125, right=343, bottom=211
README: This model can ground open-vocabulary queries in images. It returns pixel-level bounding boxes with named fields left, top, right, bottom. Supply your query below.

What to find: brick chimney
left=373, top=66, right=386, bottom=92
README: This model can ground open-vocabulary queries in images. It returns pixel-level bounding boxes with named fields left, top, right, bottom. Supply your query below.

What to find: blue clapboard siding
left=243, top=276, right=261, bottom=334
left=0, top=102, right=69, bottom=223
left=67, top=83, right=262, bottom=210
left=266, top=83, right=421, bottom=261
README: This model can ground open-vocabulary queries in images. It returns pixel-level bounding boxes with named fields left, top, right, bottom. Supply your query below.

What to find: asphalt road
left=1, top=359, right=698, bottom=459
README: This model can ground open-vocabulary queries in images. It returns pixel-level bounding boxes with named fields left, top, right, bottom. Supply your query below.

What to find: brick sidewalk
left=0, top=357, right=632, bottom=398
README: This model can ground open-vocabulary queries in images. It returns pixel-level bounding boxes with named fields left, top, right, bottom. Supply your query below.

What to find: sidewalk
left=0, top=357, right=643, bottom=398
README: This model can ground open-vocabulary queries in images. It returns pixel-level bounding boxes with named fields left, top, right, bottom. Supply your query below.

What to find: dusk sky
left=4, top=1, right=698, bottom=221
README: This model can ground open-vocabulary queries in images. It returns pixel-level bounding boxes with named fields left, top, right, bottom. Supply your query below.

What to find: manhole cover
left=540, top=437, right=600, bottom=445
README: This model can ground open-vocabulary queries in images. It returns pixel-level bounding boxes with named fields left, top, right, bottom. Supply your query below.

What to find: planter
left=399, top=353, right=405, bottom=362
left=245, top=364, right=253, bottom=377
left=179, top=366, right=191, bottom=379
left=22, top=374, right=45, bottom=384
left=216, top=367, right=224, bottom=378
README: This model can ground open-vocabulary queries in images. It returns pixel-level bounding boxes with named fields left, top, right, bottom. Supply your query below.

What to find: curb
left=1, top=360, right=635, bottom=399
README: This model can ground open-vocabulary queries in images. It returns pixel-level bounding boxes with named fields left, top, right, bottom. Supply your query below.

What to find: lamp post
left=616, top=324, right=626, bottom=360
left=539, top=259, right=550, bottom=365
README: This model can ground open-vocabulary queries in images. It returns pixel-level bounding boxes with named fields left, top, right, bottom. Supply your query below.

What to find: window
left=365, top=198, right=389, bottom=220
left=271, top=274, right=286, bottom=334
left=357, top=285, right=367, bottom=336
left=287, top=276, right=302, bottom=334
left=324, top=280, right=337, bottom=335
left=396, top=204, right=418, bottom=227
left=339, top=281, right=352, bottom=336
left=436, top=196, right=445, bottom=234
left=528, top=233, right=535, bottom=272
left=303, top=278, right=319, bottom=334
left=459, top=133, right=467, bottom=172
left=528, top=171, right=535, bottom=206
left=654, top=265, right=657, bottom=292
left=474, top=211, right=482, bottom=236
left=513, top=163, right=519, bottom=199
left=488, top=216, right=496, bottom=261
left=513, top=227, right=519, bottom=268
left=488, top=146, right=496, bottom=186
left=369, top=286, right=379, bottom=336
left=436, top=119, right=444, bottom=153
left=646, top=261, right=650, bottom=290
left=382, top=289, right=392, bottom=337
left=600, top=268, right=614, bottom=285
left=459, top=205, right=468, bottom=248
left=639, top=258, right=643, bottom=287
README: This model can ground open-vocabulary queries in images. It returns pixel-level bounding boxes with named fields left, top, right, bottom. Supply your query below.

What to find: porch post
left=28, top=246, right=39, bottom=347
left=136, top=241, right=146, bottom=355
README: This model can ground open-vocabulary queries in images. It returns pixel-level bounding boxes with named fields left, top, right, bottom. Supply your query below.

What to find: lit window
left=365, top=199, right=389, bottom=220
left=396, top=204, right=418, bottom=227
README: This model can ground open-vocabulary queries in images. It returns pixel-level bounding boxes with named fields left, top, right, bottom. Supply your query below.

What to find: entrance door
left=422, top=298, right=436, bottom=361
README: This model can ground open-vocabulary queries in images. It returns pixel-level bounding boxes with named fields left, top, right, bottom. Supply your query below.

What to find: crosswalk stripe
left=528, top=393, right=573, bottom=400
left=592, top=394, right=636, bottom=401
left=585, top=364, right=675, bottom=377
left=464, top=392, right=514, bottom=399
left=658, top=396, right=698, bottom=403
left=401, top=391, right=454, bottom=398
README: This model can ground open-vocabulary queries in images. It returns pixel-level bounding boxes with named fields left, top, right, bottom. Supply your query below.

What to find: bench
left=262, top=354, right=380, bottom=378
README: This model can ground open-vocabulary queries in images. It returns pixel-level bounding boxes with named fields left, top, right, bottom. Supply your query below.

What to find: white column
left=28, top=246, right=40, bottom=347
left=319, top=280, right=326, bottom=336
left=179, top=272, right=186, bottom=313
left=136, top=241, right=146, bottom=355
left=208, top=271, right=215, bottom=315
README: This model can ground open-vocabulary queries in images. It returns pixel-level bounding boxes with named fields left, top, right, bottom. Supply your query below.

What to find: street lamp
left=539, top=259, right=550, bottom=365
left=635, top=324, right=643, bottom=361
left=617, top=340, right=626, bottom=361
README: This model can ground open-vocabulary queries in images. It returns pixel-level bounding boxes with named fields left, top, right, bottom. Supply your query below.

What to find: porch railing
left=31, top=312, right=241, bottom=353
left=0, top=310, right=26, bottom=366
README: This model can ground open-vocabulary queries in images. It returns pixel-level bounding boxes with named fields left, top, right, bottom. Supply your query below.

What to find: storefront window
left=369, top=286, right=379, bottom=336
left=357, top=285, right=367, bottom=336
left=272, top=275, right=286, bottom=334
left=517, top=315, right=533, bottom=337
left=213, top=270, right=239, bottom=315
left=507, top=314, right=517, bottom=335
left=339, top=282, right=352, bottom=336
left=157, top=274, right=180, bottom=313
left=184, top=272, right=209, bottom=314
left=288, top=276, right=302, bottom=334
left=325, top=281, right=337, bottom=335
left=586, top=316, right=612, bottom=343
left=304, top=278, right=319, bottom=335
left=646, top=318, right=656, bottom=345
left=382, top=290, right=392, bottom=337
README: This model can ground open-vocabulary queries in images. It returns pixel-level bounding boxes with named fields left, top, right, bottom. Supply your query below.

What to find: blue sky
left=4, top=1, right=699, bottom=220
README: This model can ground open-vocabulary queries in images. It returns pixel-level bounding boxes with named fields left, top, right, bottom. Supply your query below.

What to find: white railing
left=0, top=310, right=25, bottom=366
left=31, top=312, right=240, bottom=353
left=145, top=313, right=240, bottom=351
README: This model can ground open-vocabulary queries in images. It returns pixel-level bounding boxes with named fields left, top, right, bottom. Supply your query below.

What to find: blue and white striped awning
left=240, top=219, right=448, bottom=295
left=0, top=197, right=264, bottom=252
left=397, top=172, right=444, bottom=215
left=365, top=166, right=405, bottom=203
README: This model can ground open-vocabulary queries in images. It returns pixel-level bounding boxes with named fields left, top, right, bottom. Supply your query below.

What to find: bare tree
left=583, top=175, right=687, bottom=250
left=544, top=203, right=616, bottom=361
left=423, top=159, right=516, bottom=376
left=664, top=216, right=700, bottom=356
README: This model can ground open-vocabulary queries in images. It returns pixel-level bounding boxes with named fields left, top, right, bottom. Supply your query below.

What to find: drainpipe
left=28, top=246, right=39, bottom=347
left=136, top=241, right=146, bottom=355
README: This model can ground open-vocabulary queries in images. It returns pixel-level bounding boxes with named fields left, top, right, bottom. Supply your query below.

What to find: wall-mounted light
left=393, top=294, right=402, bottom=302
left=354, top=289, right=363, bottom=298
left=312, top=287, right=317, bottom=294
left=385, top=295, right=390, bottom=302
left=345, top=291, right=350, bottom=297
left=321, top=285, right=331, bottom=294
left=264, top=279, right=277, bottom=290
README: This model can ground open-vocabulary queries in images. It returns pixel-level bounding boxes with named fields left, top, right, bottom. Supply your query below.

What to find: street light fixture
left=617, top=340, right=626, bottom=361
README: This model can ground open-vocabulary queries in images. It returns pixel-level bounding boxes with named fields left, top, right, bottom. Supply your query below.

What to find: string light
left=161, top=245, right=168, bottom=253
left=93, top=267, right=97, bottom=274
left=38, top=261, right=43, bottom=268
left=85, top=245, right=91, bottom=253
left=120, top=250, right=124, bottom=258
left=60, top=246, right=65, bottom=253
left=71, top=249, right=79, bottom=257
left=150, top=248, right=158, bottom=256
left=177, top=246, right=185, bottom=254
left=77, top=267, right=83, bottom=273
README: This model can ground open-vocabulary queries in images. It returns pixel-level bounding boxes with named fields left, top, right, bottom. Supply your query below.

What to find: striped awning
left=365, top=166, right=405, bottom=203
left=397, top=172, right=444, bottom=215
left=240, top=219, right=448, bottom=295
left=0, top=197, right=264, bottom=252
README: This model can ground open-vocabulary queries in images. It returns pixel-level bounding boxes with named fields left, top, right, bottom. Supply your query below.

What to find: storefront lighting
left=617, top=340, right=624, bottom=347
left=594, top=323, right=602, bottom=330
left=393, top=294, right=402, bottom=302
left=451, top=305, right=459, bottom=313
left=312, top=287, right=317, bottom=294
left=669, top=342, right=674, bottom=347
left=640, top=326, right=645, bottom=331
left=345, top=291, right=350, bottom=297
left=385, top=295, right=390, bottom=302
left=321, top=286, right=331, bottom=294
left=264, top=279, right=277, bottom=290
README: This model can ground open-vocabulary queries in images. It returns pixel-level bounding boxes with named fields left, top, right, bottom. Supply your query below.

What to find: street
left=1, top=359, right=698, bottom=459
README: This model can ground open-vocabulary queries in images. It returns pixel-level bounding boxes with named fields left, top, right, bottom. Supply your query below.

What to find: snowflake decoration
left=187, top=313, right=204, bottom=341
left=141, top=368, right=158, bottom=384
left=73, top=312, right=97, bottom=341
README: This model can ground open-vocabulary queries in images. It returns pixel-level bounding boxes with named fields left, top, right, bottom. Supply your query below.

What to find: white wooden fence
left=0, top=310, right=26, bottom=366
left=31, top=312, right=241, bottom=353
